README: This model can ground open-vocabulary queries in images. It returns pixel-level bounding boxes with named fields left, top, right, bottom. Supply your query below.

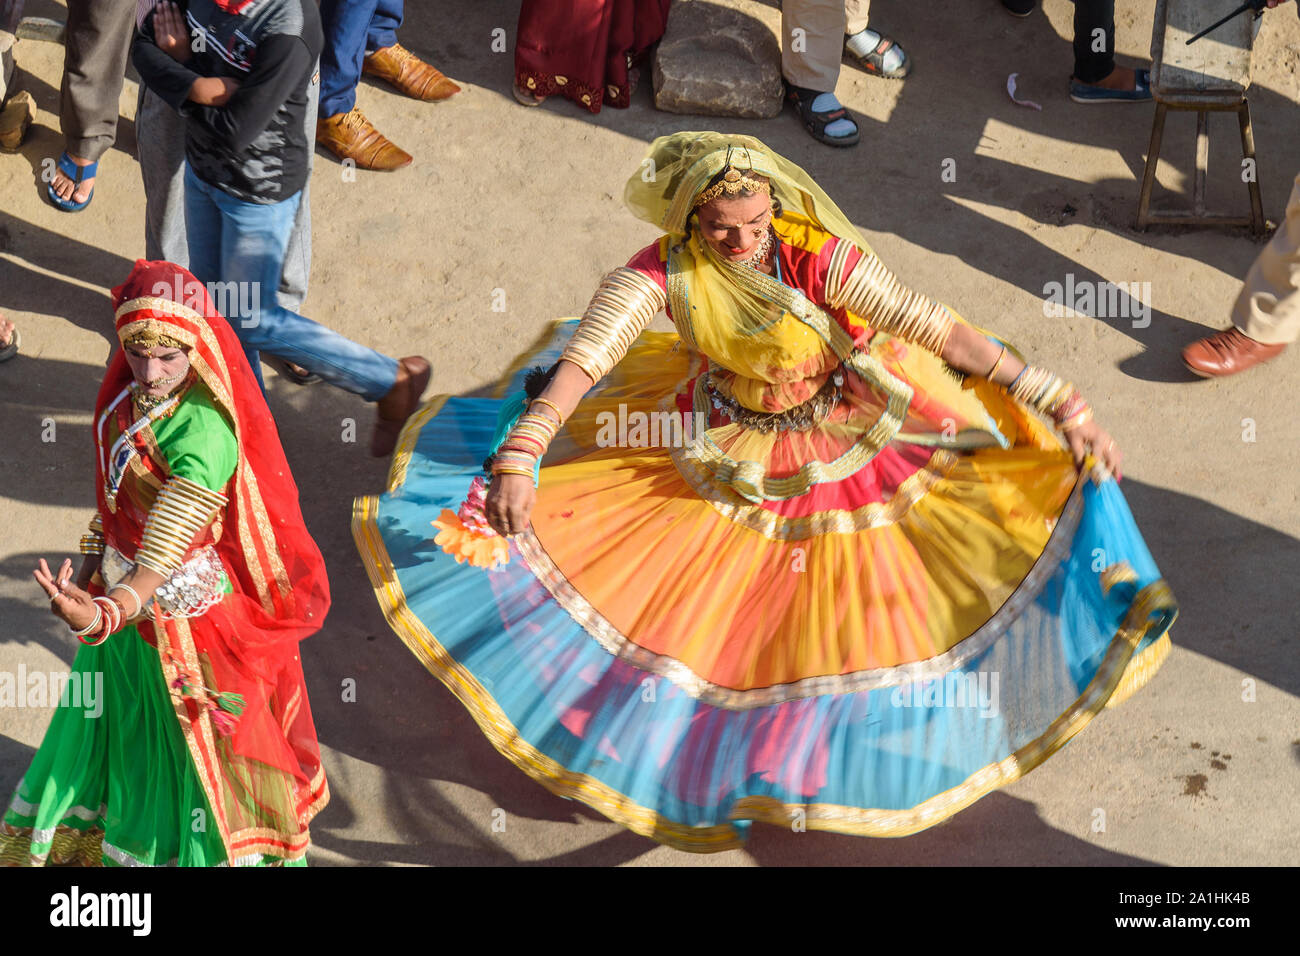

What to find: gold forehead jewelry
left=692, top=155, right=772, bottom=209
left=121, top=324, right=188, bottom=351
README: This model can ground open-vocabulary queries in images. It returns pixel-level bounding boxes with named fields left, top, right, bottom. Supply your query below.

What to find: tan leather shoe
left=363, top=43, right=461, bottom=101
left=316, top=108, right=412, bottom=171
left=372, top=356, right=431, bottom=457
left=1182, top=327, right=1286, bottom=378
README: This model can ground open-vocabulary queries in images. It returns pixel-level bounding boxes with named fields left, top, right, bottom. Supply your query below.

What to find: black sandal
left=843, top=29, right=912, bottom=79
left=786, top=86, right=860, bottom=148
left=269, top=356, right=322, bottom=385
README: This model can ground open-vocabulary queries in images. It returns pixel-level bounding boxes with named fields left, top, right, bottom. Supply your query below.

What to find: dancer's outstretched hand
left=1063, top=419, right=1123, bottom=481
left=485, top=473, right=536, bottom=537
left=33, top=558, right=98, bottom=630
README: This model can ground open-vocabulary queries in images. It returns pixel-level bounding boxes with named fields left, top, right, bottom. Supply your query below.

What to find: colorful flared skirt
left=0, top=627, right=304, bottom=867
left=353, top=321, right=1177, bottom=852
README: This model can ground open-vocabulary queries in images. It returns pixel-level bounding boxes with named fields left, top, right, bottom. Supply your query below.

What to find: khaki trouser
left=60, top=0, right=137, bottom=161
left=1233, top=171, right=1300, bottom=345
left=782, top=0, right=871, bottom=91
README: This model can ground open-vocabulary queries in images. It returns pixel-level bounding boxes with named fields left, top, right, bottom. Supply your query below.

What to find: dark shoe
left=363, top=44, right=461, bottom=101
left=268, top=356, right=322, bottom=385
left=1182, top=327, right=1286, bottom=378
left=1001, top=0, right=1036, bottom=15
left=0, top=318, right=18, bottom=363
left=843, top=28, right=912, bottom=79
left=371, top=356, right=431, bottom=457
left=1070, top=68, right=1152, bottom=104
left=317, top=108, right=413, bottom=171
left=786, top=86, right=859, bottom=147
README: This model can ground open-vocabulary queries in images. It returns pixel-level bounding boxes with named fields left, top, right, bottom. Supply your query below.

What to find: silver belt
left=101, top=545, right=227, bottom=620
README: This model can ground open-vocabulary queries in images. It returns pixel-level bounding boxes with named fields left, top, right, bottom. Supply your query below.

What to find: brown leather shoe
left=1182, top=327, right=1286, bottom=378
left=363, top=44, right=461, bottom=101
left=371, top=356, right=431, bottom=457
left=316, top=108, right=412, bottom=171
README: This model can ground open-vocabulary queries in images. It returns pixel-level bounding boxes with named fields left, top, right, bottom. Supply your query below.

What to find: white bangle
left=109, top=583, right=143, bottom=619
left=70, top=606, right=103, bottom=637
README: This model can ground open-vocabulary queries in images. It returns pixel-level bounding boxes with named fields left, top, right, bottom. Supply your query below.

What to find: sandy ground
left=1, top=0, right=1298, bottom=866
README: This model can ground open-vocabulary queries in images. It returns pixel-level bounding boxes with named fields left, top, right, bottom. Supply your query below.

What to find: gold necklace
left=131, top=373, right=194, bottom=418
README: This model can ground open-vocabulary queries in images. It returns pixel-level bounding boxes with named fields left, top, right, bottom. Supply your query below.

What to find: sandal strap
left=56, top=152, right=98, bottom=183
left=787, top=87, right=858, bottom=141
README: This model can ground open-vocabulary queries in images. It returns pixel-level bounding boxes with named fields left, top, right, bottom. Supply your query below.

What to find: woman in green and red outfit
left=0, top=260, right=331, bottom=866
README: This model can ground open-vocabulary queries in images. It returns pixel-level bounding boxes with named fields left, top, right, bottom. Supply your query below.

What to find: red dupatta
left=97, top=260, right=331, bottom=862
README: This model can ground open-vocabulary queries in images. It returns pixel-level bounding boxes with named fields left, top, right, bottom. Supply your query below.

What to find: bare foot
left=0, top=315, right=14, bottom=349
left=50, top=154, right=95, bottom=204
left=1078, top=66, right=1139, bottom=91
left=512, top=82, right=546, bottom=107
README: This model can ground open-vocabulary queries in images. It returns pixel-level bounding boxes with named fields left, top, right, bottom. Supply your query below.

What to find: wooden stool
left=1137, top=0, right=1265, bottom=236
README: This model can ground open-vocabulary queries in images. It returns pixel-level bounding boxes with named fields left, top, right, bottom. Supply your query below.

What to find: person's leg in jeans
left=201, top=183, right=400, bottom=402
left=183, top=164, right=426, bottom=455
left=183, top=163, right=260, bottom=383
left=319, top=0, right=382, bottom=120
left=366, top=0, right=403, bottom=54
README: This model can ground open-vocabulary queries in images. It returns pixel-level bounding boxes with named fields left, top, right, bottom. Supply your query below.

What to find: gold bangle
left=560, top=267, right=665, bottom=383
left=136, top=476, right=225, bottom=577
left=529, top=397, right=566, bottom=424
left=987, top=346, right=1007, bottom=381
left=826, top=252, right=955, bottom=355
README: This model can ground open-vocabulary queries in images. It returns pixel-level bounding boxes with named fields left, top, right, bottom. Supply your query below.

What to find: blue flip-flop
left=1069, top=68, right=1152, bottom=104
left=46, top=152, right=97, bottom=212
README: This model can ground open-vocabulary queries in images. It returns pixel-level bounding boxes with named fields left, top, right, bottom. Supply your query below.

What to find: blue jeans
left=184, top=163, right=399, bottom=402
left=319, top=0, right=404, bottom=118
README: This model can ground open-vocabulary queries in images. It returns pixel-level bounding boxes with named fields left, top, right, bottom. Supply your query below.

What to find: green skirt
left=0, top=626, right=303, bottom=867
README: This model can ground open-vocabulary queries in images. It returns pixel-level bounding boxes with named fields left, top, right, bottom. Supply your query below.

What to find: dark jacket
left=133, top=0, right=322, bottom=204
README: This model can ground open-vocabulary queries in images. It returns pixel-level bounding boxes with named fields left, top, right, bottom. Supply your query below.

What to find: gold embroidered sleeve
left=135, top=476, right=228, bottom=577
left=559, top=267, right=666, bottom=383
left=824, top=247, right=955, bottom=356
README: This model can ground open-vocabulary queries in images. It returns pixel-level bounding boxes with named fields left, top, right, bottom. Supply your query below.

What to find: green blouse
left=144, top=382, right=238, bottom=493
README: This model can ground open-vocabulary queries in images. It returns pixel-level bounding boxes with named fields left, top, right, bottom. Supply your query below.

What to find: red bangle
left=78, top=611, right=111, bottom=646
